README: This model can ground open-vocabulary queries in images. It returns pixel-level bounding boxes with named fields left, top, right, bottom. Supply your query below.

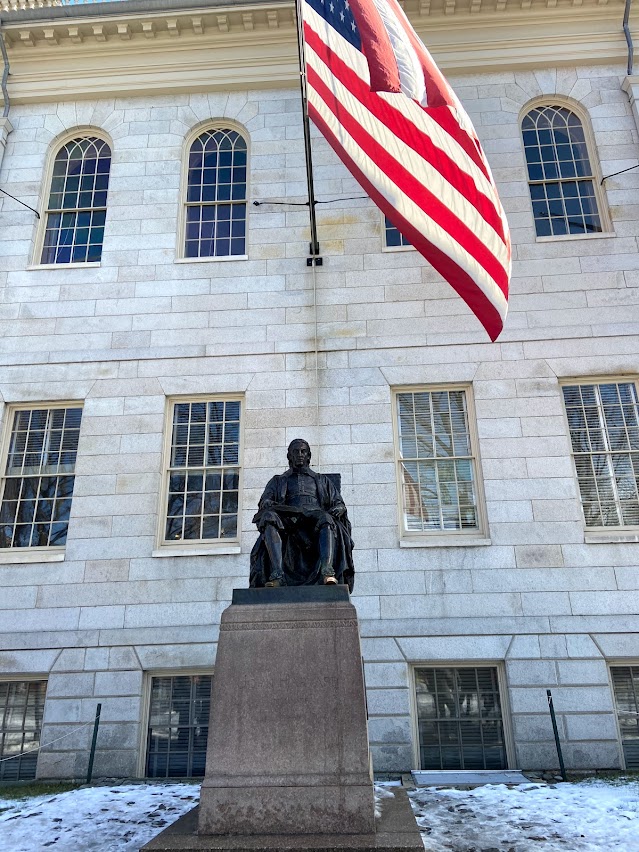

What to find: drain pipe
left=0, top=21, right=9, bottom=119
left=624, top=0, right=634, bottom=76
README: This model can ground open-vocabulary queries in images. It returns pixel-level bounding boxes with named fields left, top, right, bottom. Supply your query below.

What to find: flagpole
left=294, top=0, right=322, bottom=266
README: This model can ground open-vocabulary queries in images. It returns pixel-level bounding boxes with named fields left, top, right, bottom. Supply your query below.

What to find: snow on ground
left=410, top=779, right=639, bottom=852
left=0, top=778, right=638, bottom=851
left=0, top=782, right=199, bottom=852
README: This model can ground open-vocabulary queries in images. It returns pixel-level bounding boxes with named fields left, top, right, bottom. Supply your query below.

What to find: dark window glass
left=185, top=129, right=247, bottom=258
left=384, top=216, right=411, bottom=248
left=521, top=106, right=602, bottom=237
left=415, top=667, right=507, bottom=771
left=146, top=675, right=212, bottom=778
left=41, top=137, right=111, bottom=264
left=165, top=400, right=240, bottom=543
left=0, top=680, right=47, bottom=781
left=0, top=408, right=82, bottom=548
left=611, top=666, right=639, bottom=770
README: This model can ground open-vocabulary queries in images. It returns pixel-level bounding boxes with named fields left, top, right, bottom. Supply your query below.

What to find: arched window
left=521, top=104, right=604, bottom=238
left=41, top=135, right=111, bottom=264
left=184, top=127, right=247, bottom=258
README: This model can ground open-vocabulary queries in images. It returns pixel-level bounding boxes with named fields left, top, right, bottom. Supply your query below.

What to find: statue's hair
left=287, top=438, right=311, bottom=455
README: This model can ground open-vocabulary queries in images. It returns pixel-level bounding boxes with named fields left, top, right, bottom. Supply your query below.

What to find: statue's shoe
left=265, top=579, right=283, bottom=587
left=323, top=576, right=338, bottom=585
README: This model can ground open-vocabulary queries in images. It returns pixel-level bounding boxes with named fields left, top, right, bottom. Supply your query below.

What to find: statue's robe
left=250, top=467, right=355, bottom=591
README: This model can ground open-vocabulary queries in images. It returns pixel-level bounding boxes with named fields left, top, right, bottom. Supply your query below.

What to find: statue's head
left=287, top=438, right=311, bottom=469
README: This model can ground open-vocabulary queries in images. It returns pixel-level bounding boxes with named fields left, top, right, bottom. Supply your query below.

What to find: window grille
left=41, top=136, right=111, bottom=264
left=395, top=389, right=480, bottom=534
left=610, top=666, right=639, bottom=770
left=562, top=382, right=639, bottom=528
left=164, top=400, right=241, bottom=543
left=415, top=666, right=507, bottom=771
left=384, top=216, right=411, bottom=248
left=0, top=680, right=47, bottom=781
left=521, top=105, right=603, bottom=238
left=184, top=128, right=247, bottom=258
left=146, top=675, right=212, bottom=778
left=0, top=406, right=82, bottom=548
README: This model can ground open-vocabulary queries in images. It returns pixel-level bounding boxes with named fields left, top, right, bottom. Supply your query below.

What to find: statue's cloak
left=250, top=467, right=355, bottom=591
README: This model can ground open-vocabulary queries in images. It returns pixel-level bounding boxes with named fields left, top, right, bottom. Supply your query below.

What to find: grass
left=0, top=781, right=82, bottom=801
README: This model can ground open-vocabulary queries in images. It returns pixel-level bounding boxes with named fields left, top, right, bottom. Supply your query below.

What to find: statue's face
left=287, top=440, right=311, bottom=469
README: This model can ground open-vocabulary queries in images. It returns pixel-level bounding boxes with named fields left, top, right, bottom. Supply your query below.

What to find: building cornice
left=0, top=0, right=635, bottom=103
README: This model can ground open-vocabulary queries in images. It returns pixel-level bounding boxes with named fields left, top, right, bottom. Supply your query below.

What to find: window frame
left=382, top=214, right=414, bottom=252
left=32, top=128, right=112, bottom=268
left=0, top=401, right=83, bottom=556
left=138, top=668, right=214, bottom=779
left=155, top=394, right=244, bottom=556
left=608, top=661, right=639, bottom=771
left=391, top=384, right=489, bottom=546
left=408, top=662, right=514, bottom=772
left=560, top=376, right=639, bottom=541
left=519, top=97, right=612, bottom=242
left=176, top=121, right=250, bottom=263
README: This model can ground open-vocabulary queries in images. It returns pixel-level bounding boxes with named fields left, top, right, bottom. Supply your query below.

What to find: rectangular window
left=162, top=398, right=241, bottom=544
left=414, top=666, right=507, bottom=771
left=394, top=388, right=484, bottom=536
left=146, top=674, right=212, bottom=778
left=0, top=680, right=47, bottom=781
left=562, top=381, right=639, bottom=528
left=0, top=406, right=82, bottom=549
left=384, top=216, right=412, bottom=249
left=610, top=665, right=639, bottom=770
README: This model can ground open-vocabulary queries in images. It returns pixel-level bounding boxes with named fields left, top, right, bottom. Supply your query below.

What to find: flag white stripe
left=307, top=84, right=508, bottom=317
left=369, top=0, right=426, bottom=104
left=306, top=42, right=509, bottom=272
left=304, top=5, right=498, bottom=206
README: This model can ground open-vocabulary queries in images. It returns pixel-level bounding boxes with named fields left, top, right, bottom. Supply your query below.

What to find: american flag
left=301, top=0, right=511, bottom=341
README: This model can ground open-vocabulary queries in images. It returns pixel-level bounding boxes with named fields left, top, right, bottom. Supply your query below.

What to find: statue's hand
left=330, top=504, right=346, bottom=518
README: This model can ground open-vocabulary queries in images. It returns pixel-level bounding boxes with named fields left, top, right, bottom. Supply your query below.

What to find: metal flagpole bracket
left=307, top=241, right=322, bottom=266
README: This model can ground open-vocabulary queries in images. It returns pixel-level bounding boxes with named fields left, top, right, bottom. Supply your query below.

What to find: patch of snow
left=0, top=782, right=199, bottom=852
left=410, top=778, right=639, bottom=851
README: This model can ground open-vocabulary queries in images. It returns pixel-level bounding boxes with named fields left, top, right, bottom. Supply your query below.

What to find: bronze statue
left=250, top=439, right=354, bottom=591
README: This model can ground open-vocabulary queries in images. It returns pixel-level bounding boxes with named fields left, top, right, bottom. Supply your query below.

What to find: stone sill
left=535, top=231, right=615, bottom=244
left=399, top=537, right=491, bottom=548
left=174, top=255, right=248, bottom=264
left=584, top=531, right=639, bottom=544
left=382, top=244, right=415, bottom=253
left=27, top=262, right=101, bottom=270
left=152, top=545, right=241, bottom=558
left=0, top=549, right=65, bottom=564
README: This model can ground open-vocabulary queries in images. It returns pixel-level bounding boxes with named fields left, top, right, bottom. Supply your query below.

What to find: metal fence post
left=546, top=689, right=567, bottom=781
left=86, top=703, right=102, bottom=784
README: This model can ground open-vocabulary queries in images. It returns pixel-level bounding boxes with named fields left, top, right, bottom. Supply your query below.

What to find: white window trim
left=32, top=126, right=112, bottom=268
left=137, top=668, right=214, bottom=778
left=559, top=375, right=639, bottom=540
left=155, top=393, right=244, bottom=555
left=176, top=120, right=250, bottom=262
left=0, top=401, right=83, bottom=555
left=391, top=384, right=489, bottom=545
left=408, top=662, right=515, bottom=772
left=519, top=96, right=613, bottom=241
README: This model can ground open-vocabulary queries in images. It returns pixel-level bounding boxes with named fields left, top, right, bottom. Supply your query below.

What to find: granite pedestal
left=141, top=586, right=422, bottom=852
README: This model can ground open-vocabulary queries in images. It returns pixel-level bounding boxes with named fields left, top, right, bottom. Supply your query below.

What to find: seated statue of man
left=249, top=439, right=354, bottom=591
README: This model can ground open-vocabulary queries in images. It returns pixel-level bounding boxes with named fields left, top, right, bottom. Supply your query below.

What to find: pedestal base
left=140, top=789, right=423, bottom=852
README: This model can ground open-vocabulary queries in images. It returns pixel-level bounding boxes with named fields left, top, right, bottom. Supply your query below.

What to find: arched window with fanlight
left=521, top=104, right=606, bottom=238
left=184, top=127, right=248, bottom=259
left=40, top=135, right=111, bottom=265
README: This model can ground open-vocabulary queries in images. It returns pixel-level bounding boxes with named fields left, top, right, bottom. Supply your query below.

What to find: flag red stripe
left=347, top=0, right=401, bottom=94
left=306, top=61, right=509, bottom=291
left=308, top=101, right=504, bottom=340
left=305, top=25, right=506, bottom=246
left=385, top=0, right=453, bottom=109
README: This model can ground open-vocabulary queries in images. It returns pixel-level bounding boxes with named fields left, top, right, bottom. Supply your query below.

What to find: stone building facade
left=0, top=0, right=638, bottom=780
